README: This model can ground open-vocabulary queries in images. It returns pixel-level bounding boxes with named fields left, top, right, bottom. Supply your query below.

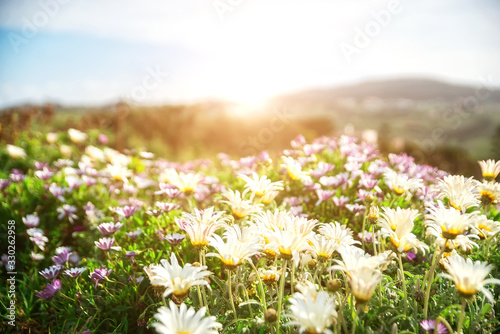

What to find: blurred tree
left=405, top=141, right=479, bottom=178
left=491, top=123, right=500, bottom=160
left=378, top=122, right=391, bottom=154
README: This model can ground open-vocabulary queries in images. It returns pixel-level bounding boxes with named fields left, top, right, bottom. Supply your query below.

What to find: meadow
left=1, top=128, right=500, bottom=333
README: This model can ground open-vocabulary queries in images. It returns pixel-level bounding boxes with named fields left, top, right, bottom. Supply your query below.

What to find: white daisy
left=145, top=253, right=212, bottom=300
left=425, top=201, right=477, bottom=240
left=318, top=222, right=360, bottom=248
left=440, top=254, right=500, bottom=303
left=152, top=301, right=222, bottom=334
left=436, top=175, right=479, bottom=212
left=220, top=189, right=262, bottom=219
left=239, top=172, right=284, bottom=198
left=6, top=144, right=27, bottom=159
left=286, top=287, right=337, bottom=334
left=478, top=159, right=500, bottom=181
left=383, top=169, right=423, bottom=195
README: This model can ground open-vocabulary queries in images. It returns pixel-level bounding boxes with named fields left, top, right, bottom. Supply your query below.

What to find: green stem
left=337, top=292, right=346, bottom=334
left=249, top=261, right=267, bottom=312
left=236, top=283, right=254, bottom=318
left=457, top=298, right=466, bottom=334
left=397, top=253, right=408, bottom=317
left=485, top=236, right=494, bottom=262
left=352, top=303, right=360, bottom=334
left=276, top=260, right=288, bottom=334
left=196, top=285, right=203, bottom=308
left=361, top=207, right=368, bottom=250
left=227, top=270, right=237, bottom=320
left=371, top=225, right=378, bottom=256
left=388, top=195, right=397, bottom=208
left=199, top=251, right=209, bottom=314
left=435, top=316, right=454, bottom=334
left=290, top=262, right=295, bottom=295
left=423, top=247, right=445, bottom=318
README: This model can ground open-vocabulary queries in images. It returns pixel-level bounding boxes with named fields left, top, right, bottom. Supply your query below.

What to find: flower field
left=1, top=130, right=500, bottom=334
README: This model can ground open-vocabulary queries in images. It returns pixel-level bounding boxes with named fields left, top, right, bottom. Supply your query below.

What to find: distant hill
left=274, top=78, right=500, bottom=104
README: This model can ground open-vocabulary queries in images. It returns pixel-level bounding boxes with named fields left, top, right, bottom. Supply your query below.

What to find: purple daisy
left=52, top=249, right=72, bottom=266
left=57, top=204, right=78, bottom=223
left=36, top=279, right=62, bottom=300
left=126, top=229, right=142, bottom=240
left=109, top=205, right=138, bottom=218
left=89, top=267, right=112, bottom=287
left=22, top=214, right=40, bottom=228
left=97, top=222, right=124, bottom=236
left=35, top=169, right=54, bottom=181
left=165, top=233, right=186, bottom=246
left=39, top=265, right=63, bottom=280
left=420, top=319, right=448, bottom=334
left=64, top=267, right=87, bottom=278
left=155, top=202, right=180, bottom=213
left=94, top=237, right=121, bottom=251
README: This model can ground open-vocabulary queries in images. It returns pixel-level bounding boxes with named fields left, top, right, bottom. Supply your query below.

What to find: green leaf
left=112, top=305, right=132, bottom=312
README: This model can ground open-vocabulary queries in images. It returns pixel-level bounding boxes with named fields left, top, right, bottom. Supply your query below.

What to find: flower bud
left=264, top=308, right=277, bottom=323
left=326, top=279, right=341, bottom=293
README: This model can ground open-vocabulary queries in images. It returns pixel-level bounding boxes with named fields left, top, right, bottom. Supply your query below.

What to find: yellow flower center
left=287, top=169, right=300, bottom=181
left=305, top=329, right=321, bottom=334
left=317, top=252, right=331, bottom=261
left=262, top=274, right=276, bottom=282
left=261, top=198, right=272, bottom=205
left=191, top=241, right=208, bottom=248
left=278, top=247, right=293, bottom=259
left=450, top=203, right=462, bottom=212
left=457, top=286, right=478, bottom=299
left=482, top=173, right=497, bottom=181
left=264, top=249, right=276, bottom=258
left=393, top=186, right=406, bottom=195
left=232, top=210, right=247, bottom=220
left=441, top=225, right=463, bottom=239
left=182, top=187, right=194, bottom=195
left=480, top=191, right=496, bottom=205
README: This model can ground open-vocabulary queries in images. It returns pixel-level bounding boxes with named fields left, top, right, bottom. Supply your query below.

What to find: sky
left=0, top=0, right=500, bottom=108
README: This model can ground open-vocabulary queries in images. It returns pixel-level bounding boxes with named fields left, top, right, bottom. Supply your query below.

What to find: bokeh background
left=1, top=0, right=500, bottom=176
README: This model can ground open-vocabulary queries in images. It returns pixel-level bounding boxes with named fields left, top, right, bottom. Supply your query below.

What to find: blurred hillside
left=1, top=78, right=499, bottom=177
left=271, top=78, right=500, bottom=175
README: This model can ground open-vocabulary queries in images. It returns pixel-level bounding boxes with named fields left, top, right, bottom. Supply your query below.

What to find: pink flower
left=155, top=183, right=182, bottom=198
left=332, top=196, right=349, bottom=207
left=64, top=267, right=87, bottom=278
left=126, top=229, right=143, bottom=240
left=98, top=134, right=109, bottom=145
left=310, top=162, right=335, bottom=179
left=35, top=169, right=54, bottom=181
left=420, top=319, right=448, bottom=333
left=36, top=279, right=62, bottom=300
left=23, top=214, right=40, bottom=228
left=89, top=267, right=112, bottom=287
left=315, top=189, right=334, bottom=206
left=94, top=237, right=121, bottom=251
left=57, top=204, right=78, bottom=223
left=320, top=173, right=349, bottom=188
left=406, top=251, right=417, bottom=261
left=346, top=203, right=366, bottom=214
left=39, top=265, right=62, bottom=280
left=97, top=222, right=124, bottom=236
left=109, top=205, right=138, bottom=218
left=52, top=250, right=72, bottom=266
left=10, top=169, right=25, bottom=183
left=155, top=202, right=180, bottom=213
left=165, top=233, right=186, bottom=246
